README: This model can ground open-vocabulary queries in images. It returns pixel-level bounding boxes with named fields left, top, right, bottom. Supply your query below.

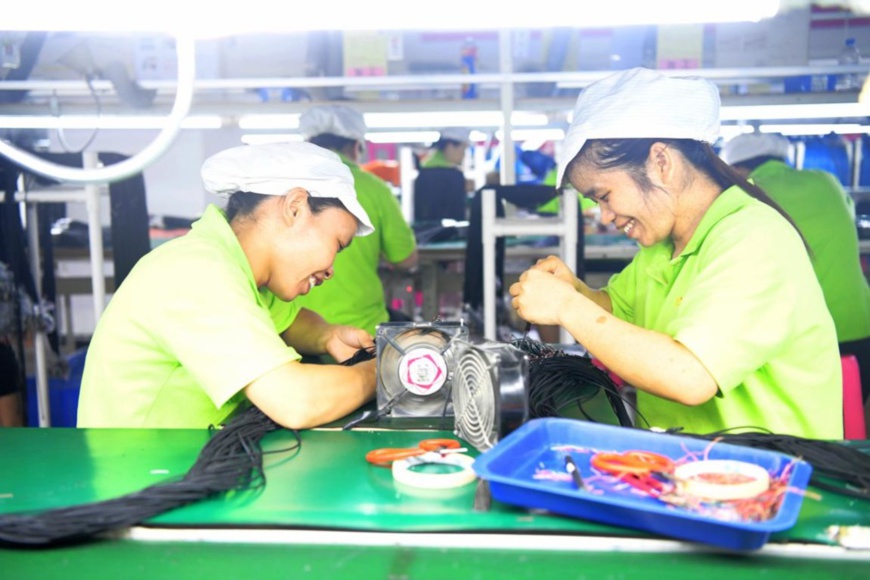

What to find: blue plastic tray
left=473, top=418, right=812, bottom=551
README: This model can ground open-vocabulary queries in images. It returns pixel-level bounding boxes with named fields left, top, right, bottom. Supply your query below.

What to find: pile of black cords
left=510, top=336, right=634, bottom=427
left=0, top=348, right=376, bottom=547
left=683, top=428, right=870, bottom=500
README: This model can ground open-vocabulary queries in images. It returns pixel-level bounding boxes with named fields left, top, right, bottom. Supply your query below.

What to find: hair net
left=438, top=127, right=471, bottom=144
left=201, top=142, right=374, bottom=236
left=720, top=133, right=792, bottom=166
left=557, top=67, right=721, bottom=187
left=299, top=105, right=367, bottom=142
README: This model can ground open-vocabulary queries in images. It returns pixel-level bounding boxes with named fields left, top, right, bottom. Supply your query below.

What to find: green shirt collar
left=191, top=204, right=256, bottom=286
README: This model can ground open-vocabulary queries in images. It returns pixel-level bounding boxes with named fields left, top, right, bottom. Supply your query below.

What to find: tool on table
left=564, top=454, right=586, bottom=490
left=365, top=438, right=465, bottom=467
left=590, top=450, right=676, bottom=497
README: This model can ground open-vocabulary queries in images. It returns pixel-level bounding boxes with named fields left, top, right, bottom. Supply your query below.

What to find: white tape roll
left=674, top=459, right=771, bottom=501
left=391, top=452, right=477, bottom=490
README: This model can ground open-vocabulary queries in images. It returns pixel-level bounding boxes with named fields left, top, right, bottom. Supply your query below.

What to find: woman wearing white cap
left=421, top=128, right=470, bottom=170
left=78, top=142, right=378, bottom=429
left=294, top=105, right=418, bottom=337
left=509, top=67, right=842, bottom=439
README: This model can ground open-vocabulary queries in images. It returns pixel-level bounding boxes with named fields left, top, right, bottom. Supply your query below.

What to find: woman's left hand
left=324, top=325, right=375, bottom=363
left=509, top=268, right=578, bottom=326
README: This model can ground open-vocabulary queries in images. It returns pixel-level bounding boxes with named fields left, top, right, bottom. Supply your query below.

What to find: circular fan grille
left=378, top=328, right=453, bottom=417
left=453, top=347, right=497, bottom=451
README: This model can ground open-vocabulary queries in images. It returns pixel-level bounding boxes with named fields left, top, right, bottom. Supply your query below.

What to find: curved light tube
left=0, top=35, right=196, bottom=185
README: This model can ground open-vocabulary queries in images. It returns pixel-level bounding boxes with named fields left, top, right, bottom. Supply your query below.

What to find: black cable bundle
left=684, top=430, right=870, bottom=500
left=511, top=336, right=633, bottom=427
left=0, top=405, right=295, bottom=546
left=0, top=348, right=375, bottom=547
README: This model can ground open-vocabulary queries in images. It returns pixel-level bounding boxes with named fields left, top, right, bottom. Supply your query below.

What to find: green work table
left=2, top=425, right=869, bottom=579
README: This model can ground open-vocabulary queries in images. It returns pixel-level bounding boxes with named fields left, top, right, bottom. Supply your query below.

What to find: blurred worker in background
left=420, top=128, right=475, bottom=193
left=509, top=67, right=842, bottom=439
left=78, top=142, right=377, bottom=429
left=721, top=132, right=870, bottom=410
left=294, top=105, right=418, bottom=337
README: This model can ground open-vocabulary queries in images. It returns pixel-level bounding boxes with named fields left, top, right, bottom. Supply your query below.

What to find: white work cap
left=299, top=105, right=367, bottom=142
left=439, top=127, right=470, bottom=144
left=557, top=67, right=721, bottom=187
left=201, top=142, right=374, bottom=236
left=720, top=132, right=791, bottom=165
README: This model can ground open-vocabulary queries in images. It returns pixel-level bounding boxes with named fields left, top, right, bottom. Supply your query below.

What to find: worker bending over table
left=77, top=142, right=377, bottom=429
left=509, top=67, right=842, bottom=439
left=294, top=105, right=418, bottom=337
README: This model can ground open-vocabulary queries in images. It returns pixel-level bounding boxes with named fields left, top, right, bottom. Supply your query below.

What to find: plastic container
left=26, top=348, right=87, bottom=427
left=473, top=418, right=813, bottom=551
left=836, top=38, right=861, bottom=91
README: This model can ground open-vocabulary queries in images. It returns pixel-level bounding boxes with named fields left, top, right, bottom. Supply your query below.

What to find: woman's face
left=443, top=142, right=467, bottom=166
left=269, top=202, right=358, bottom=301
left=568, top=162, right=675, bottom=248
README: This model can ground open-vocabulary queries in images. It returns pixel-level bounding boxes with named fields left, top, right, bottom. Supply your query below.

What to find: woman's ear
left=282, top=187, right=309, bottom=225
left=648, top=142, right=675, bottom=185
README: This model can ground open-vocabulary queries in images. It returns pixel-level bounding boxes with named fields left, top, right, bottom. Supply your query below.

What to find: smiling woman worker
left=509, top=68, right=842, bottom=439
left=77, top=142, right=377, bottom=429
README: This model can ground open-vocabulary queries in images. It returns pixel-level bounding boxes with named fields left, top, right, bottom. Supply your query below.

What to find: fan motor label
left=398, top=347, right=448, bottom=396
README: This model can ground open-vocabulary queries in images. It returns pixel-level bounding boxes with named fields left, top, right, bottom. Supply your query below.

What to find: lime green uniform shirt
left=421, top=150, right=457, bottom=169
left=604, top=186, right=842, bottom=439
left=537, top=166, right=598, bottom=214
left=77, top=205, right=302, bottom=428
left=294, top=156, right=416, bottom=336
left=749, top=160, right=870, bottom=343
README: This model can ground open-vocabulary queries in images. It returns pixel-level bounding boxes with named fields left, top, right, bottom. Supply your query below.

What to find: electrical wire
left=511, top=336, right=635, bottom=427
left=681, top=428, right=870, bottom=500
left=0, top=348, right=373, bottom=547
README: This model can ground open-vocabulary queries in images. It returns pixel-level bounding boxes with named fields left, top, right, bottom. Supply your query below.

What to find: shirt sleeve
left=366, top=173, right=417, bottom=264
left=149, top=255, right=301, bottom=408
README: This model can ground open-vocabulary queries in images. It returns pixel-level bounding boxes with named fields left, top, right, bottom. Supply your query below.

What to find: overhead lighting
left=0, top=115, right=222, bottom=130
left=721, top=102, right=870, bottom=121
left=495, top=128, right=567, bottom=142
left=240, top=134, right=304, bottom=145
left=366, top=131, right=440, bottom=144
left=364, top=111, right=548, bottom=129
left=238, top=114, right=300, bottom=130
left=5, top=1, right=781, bottom=35
left=759, top=123, right=870, bottom=136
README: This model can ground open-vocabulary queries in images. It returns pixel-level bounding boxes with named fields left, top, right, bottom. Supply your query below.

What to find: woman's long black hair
left=565, top=138, right=806, bottom=246
left=225, top=191, right=347, bottom=223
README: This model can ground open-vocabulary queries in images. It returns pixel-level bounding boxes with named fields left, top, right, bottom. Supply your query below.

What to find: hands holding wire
left=325, top=325, right=375, bottom=363
left=509, top=256, right=581, bottom=326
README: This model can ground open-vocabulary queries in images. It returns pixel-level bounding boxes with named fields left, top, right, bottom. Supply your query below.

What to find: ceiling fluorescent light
left=241, top=134, right=304, bottom=145
left=495, top=128, right=567, bottom=142
left=238, top=114, right=300, bottom=130
left=721, top=102, right=870, bottom=121
left=364, top=111, right=548, bottom=129
left=366, top=131, right=441, bottom=144
left=0, top=115, right=221, bottom=130
left=5, top=1, right=780, bottom=34
left=759, top=123, right=870, bottom=136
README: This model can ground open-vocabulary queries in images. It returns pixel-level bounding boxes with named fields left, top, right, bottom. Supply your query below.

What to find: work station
left=3, top=2, right=870, bottom=578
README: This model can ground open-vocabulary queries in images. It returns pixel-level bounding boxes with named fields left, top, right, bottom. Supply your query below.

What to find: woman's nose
left=324, top=269, right=333, bottom=280
left=598, top=206, right=615, bottom=225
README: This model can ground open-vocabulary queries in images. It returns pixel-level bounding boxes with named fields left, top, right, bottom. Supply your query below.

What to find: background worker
left=721, top=132, right=870, bottom=412
left=294, top=105, right=418, bottom=337
left=78, top=142, right=377, bottom=429
left=509, top=67, right=842, bottom=439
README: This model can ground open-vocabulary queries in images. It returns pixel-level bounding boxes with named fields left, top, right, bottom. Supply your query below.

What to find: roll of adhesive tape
left=674, top=459, right=771, bottom=501
left=392, top=453, right=477, bottom=490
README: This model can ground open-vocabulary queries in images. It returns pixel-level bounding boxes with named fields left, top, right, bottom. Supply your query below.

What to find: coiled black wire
left=0, top=348, right=374, bottom=547
left=511, top=337, right=634, bottom=427
left=683, top=428, right=870, bottom=500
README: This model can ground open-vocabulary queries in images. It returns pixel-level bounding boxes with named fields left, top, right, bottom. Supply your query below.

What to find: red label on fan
left=399, top=347, right=448, bottom=396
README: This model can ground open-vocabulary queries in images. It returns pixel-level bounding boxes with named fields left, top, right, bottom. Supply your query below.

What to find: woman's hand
left=324, top=325, right=375, bottom=363
left=531, top=255, right=580, bottom=290
left=509, top=267, right=579, bottom=326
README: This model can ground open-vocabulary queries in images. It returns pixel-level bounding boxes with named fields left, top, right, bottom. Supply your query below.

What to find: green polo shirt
left=421, top=150, right=456, bottom=169
left=749, top=160, right=870, bottom=343
left=294, top=155, right=416, bottom=336
left=77, top=205, right=301, bottom=428
left=605, top=186, right=842, bottom=439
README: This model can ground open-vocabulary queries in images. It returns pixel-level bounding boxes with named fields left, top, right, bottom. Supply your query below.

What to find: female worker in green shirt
left=78, top=142, right=378, bottom=429
left=509, top=67, right=842, bottom=439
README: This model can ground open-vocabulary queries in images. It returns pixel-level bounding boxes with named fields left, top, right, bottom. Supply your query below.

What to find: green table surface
left=2, top=425, right=870, bottom=578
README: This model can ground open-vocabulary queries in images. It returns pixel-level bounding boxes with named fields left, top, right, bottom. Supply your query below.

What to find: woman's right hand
left=531, top=255, right=580, bottom=290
